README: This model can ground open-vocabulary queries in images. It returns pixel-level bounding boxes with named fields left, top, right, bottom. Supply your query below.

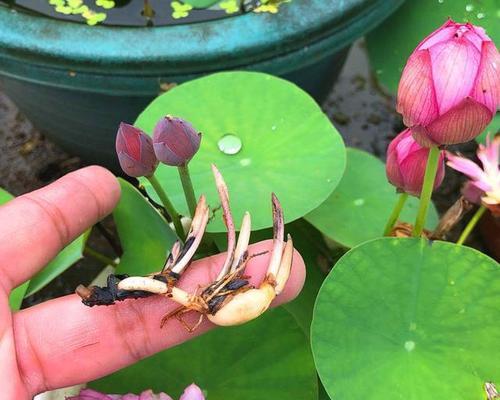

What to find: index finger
left=0, top=166, right=120, bottom=291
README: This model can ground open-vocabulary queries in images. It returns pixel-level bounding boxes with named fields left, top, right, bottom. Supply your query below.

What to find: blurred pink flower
left=67, top=384, right=206, bottom=400
left=397, top=19, right=499, bottom=146
left=66, top=388, right=173, bottom=400
left=447, top=134, right=500, bottom=215
left=179, top=384, right=205, bottom=400
left=386, top=128, right=445, bottom=196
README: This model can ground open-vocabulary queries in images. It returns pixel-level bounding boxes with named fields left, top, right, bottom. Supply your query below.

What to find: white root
left=275, top=235, right=293, bottom=295
left=212, top=164, right=237, bottom=281
left=265, top=193, right=285, bottom=279
left=118, top=276, right=191, bottom=307
left=162, top=240, right=181, bottom=273
left=230, top=212, right=251, bottom=272
left=171, top=195, right=210, bottom=274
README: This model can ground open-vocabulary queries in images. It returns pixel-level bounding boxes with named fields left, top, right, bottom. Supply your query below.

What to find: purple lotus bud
left=116, top=122, right=158, bottom=177
left=152, top=116, right=201, bottom=166
left=386, top=128, right=445, bottom=197
left=397, top=19, right=499, bottom=146
left=179, top=383, right=205, bottom=400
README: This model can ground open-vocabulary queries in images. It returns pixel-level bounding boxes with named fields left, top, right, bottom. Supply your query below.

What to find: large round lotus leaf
left=311, top=238, right=500, bottom=400
left=305, top=148, right=439, bottom=248
left=92, top=307, right=318, bottom=399
left=366, top=0, right=499, bottom=93
left=135, top=71, right=345, bottom=232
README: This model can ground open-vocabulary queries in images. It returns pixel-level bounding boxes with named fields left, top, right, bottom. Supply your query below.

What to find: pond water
left=0, top=0, right=274, bottom=26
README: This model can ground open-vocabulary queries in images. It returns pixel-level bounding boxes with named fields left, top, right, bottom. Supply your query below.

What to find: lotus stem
left=178, top=163, right=198, bottom=218
left=147, top=174, right=185, bottom=240
left=383, top=192, right=409, bottom=236
left=412, top=146, right=440, bottom=237
left=456, top=205, right=486, bottom=245
left=83, top=246, right=118, bottom=268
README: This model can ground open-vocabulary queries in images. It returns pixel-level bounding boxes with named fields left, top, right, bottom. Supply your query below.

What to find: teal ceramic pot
left=0, top=1, right=403, bottom=168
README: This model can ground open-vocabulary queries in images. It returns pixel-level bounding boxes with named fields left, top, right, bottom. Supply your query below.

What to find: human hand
left=0, top=166, right=305, bottom=399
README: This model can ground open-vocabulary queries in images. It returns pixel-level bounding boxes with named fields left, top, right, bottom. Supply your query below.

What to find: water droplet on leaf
left=404, top=340, right=416, bottom=352
left=218, top=134, right=242, bottom=155
left=240, top=158, right=251, bottom=167
left=353, top=198, right=365, bottom=206
left=465, top=4, right=473, bottom=12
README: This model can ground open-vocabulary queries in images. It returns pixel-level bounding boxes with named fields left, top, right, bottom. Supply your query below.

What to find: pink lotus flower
left=397, top=19, right=499, bottom=146
left=153, top=116, right=201, bottom=166
left=447, top=134, right=500, bottom=215
left=116, top=123, right=158, bottom=177
left=386, top=128, right=446, bottom=196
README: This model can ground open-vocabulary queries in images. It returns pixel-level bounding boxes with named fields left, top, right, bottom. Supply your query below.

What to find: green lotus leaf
left=0, top=187, right=12, bottom=204
left=25, top=231, right=90, bottom=297
left=135, top=71, right=345, bottom=233
left=114, top=179, right=177, bottom=275
left=366, top=0, right=499, bottom=93
left=306, top=148, right=439, bottom=248
left=1, top=187, right=91, bottom=304
left=91, top=307, right=318, bottom=399
left=1, top=187, right=28, bottom=310
left=312, top=238, right=500, bottom=400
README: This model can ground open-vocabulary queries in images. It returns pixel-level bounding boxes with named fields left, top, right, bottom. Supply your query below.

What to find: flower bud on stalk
left=115, top=122, right=158, bottom=177
left=153, top=116, right=201, bottom=166
left=386, top=128, right=445, bottom=197
left=397, top=19, right=500, bottom=146
left=153, top=115, right=202, bottom=217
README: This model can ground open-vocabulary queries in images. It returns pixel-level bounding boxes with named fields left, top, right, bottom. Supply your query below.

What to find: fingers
left=0, top=166, right=120, bottom=291
left=13, top=240, right=305, bottom=396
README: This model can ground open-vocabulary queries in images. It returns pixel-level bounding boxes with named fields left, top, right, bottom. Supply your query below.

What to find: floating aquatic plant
left=39, top=0, right=293, bottom=26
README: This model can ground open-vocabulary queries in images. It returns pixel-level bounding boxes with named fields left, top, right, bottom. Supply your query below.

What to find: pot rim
left=0, top=0, right=403, bottom=75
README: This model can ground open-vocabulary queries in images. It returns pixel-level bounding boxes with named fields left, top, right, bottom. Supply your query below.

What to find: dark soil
left=0, top=40, right=489, bottom=306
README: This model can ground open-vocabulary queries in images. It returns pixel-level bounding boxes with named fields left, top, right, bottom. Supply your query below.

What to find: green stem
left=84, top=246, right=118, bottom=267
left=383, top=192, right=409, bottom=236
left=457, top=205, right=486, bottom=245
left=147, top=174, right=185, bottom=240
left=412, top=146, right=440, bottom=237
left=178, top=163, right=197, bottom=217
